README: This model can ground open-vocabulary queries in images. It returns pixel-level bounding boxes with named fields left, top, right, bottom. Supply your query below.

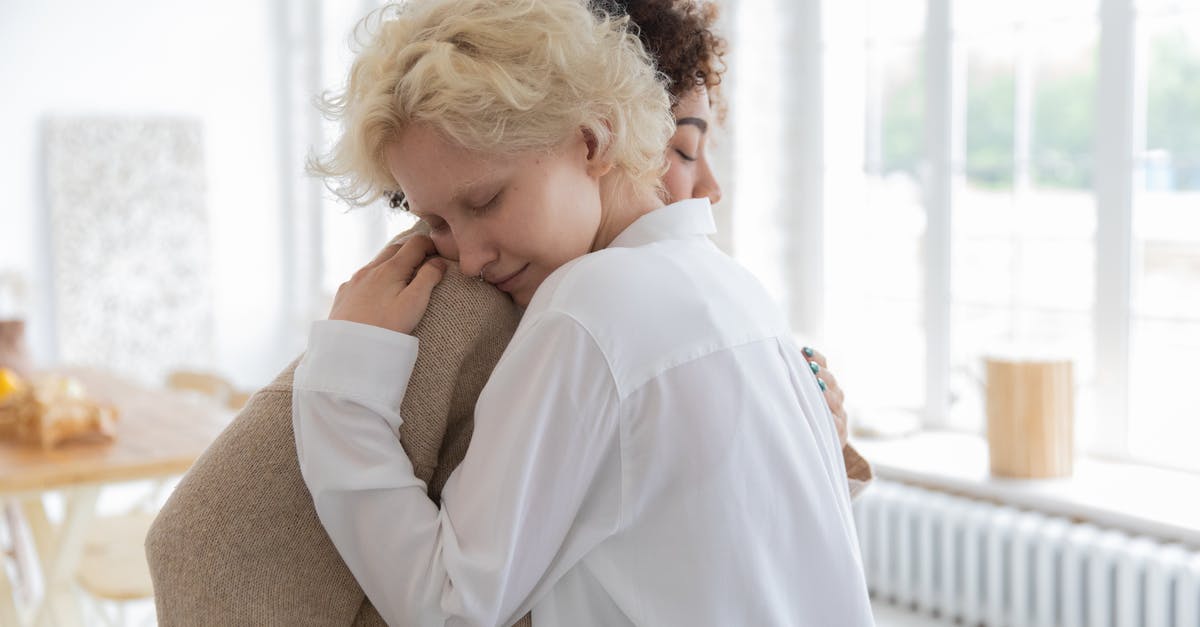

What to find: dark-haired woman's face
left=662, top=86, right=721, bottom=205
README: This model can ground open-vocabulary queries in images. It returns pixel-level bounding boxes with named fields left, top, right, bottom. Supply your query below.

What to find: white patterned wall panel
left=44, top=117, right=213, bottom=384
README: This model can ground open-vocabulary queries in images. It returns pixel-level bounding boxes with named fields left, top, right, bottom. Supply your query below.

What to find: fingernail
left=803, top=346, right=815, bottom=358
left=817, top=378, right=827, bottom=392
left=809, top=361, right=820, bottom=375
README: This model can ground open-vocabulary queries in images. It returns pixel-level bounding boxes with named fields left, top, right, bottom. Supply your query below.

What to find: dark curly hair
left=595, top=0, right=728, bottom=120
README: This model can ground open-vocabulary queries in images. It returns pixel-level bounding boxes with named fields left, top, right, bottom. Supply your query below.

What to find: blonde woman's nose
left=453, top=236, right=497, bottom=281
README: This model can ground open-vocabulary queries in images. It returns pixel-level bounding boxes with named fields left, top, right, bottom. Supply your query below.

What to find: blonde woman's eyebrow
left=402, top=179, right=498, bottom=219
left=675, top=117, right=708, bottom=133
left=449, top=173, right=505, bottom=207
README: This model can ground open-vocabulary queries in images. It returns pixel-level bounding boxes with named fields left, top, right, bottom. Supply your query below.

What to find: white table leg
left=19, top=497, right=54, bottom=570
left=32, top=486, right=100, bottom=627
left=0, top=546, right=21, bottom=627
left=3, top=498, right=43, bottom=627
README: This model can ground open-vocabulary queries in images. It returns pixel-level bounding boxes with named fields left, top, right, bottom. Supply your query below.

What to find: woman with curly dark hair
left=608, top=0, right=727, bottom=205
left=618, top=0, right=862, bottom=464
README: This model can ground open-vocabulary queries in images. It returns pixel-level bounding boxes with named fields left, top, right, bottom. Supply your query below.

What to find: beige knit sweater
left=146, top=257, right=872, bottom=626
left=146, top=265, right=527, bottom=626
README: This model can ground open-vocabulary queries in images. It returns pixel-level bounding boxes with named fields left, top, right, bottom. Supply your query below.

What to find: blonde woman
left=295, top=0, right=875, bottom=625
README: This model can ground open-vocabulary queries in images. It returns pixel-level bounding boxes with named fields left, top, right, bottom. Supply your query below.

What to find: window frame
left=908, top=0, right=1158, bottom=462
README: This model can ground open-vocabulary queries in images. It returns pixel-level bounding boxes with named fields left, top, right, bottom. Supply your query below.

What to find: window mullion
left=779, top=0, right=826, bottom=340
left=278, top=0, right=326, bottom=357
left=923, top=0, right=958, bottom=428
left=1094, top=0, right=1139, bottom=457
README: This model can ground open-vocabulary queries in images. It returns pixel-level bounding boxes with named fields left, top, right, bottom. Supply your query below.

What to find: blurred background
left=1, top=0, right=1198, bottom=625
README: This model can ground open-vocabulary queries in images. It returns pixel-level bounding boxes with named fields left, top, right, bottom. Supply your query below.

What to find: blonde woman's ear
left=581, top=127, right=615, bottom=178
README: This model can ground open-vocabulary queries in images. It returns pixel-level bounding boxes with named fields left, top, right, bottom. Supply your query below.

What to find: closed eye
left=673, top=148, right=697, bottom=163
left=471, top=190, right=503, bottom=215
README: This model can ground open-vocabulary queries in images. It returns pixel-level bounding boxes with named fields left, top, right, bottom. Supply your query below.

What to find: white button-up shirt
left=293, top=198, right=874, bottom=627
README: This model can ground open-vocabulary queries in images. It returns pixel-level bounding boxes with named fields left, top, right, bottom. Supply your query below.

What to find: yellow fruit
left=0, top=368, right=25, bottom=401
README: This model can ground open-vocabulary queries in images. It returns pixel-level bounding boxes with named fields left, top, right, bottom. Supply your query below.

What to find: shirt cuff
left=295, top=319, right=420, bottom=411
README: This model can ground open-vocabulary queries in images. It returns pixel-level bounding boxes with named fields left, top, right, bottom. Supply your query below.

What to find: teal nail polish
left=818, top=378, right=827, bottom=392
left=803, top=346, right=815, bottom=358
left=809, top=361, right=820, bottom=375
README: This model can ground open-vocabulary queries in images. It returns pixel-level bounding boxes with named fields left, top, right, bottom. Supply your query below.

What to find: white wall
left=0, top=0, right=294, bottom=388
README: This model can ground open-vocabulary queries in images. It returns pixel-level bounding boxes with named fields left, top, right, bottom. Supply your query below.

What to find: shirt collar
left=607, top=198, right=717, bottom=249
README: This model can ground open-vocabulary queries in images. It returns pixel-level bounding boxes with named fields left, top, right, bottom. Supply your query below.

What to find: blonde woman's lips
left=494, top=264, right=529, bottom=292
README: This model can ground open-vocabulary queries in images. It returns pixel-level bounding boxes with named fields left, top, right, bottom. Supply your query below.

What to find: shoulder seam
left=524, top=308, right=628, bottom=532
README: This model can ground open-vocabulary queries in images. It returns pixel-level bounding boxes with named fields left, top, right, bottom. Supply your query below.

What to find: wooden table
left=0, top=368, right=234, bottom=627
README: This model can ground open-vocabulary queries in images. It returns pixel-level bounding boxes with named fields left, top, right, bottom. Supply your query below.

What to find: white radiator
left=853, top=480, right=1200, bottom=627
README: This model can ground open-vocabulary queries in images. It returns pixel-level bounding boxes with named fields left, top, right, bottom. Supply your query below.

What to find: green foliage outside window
left=877, top=34, right=1200, bottom=191
left=1147, top=32, right=1200, bottom=191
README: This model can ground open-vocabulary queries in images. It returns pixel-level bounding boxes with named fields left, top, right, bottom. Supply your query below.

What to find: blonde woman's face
left=385, top=125, right=606, bottom=308
left=662, top=86, right=721, bottom=204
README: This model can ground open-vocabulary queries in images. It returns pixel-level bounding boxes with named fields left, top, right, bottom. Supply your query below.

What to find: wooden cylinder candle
left=985, top=356, right=1074, bottom=479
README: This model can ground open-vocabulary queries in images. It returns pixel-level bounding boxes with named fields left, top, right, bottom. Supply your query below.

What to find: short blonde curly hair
left=310, top=0, right=675, bottom=207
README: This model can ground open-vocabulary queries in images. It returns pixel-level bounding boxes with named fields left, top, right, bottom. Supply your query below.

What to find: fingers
left=803, top=346, right=837, bottom=392
left=361, top=242, right=404, bottom=275
left=818, top=365, right=839, bottom=390
left=818, top=367, right=843, bottom=409
left=818, top=367, right=849, bottom=447
left=833, top=410, right=849, bottom=447
left=330, top=237, right=447, bottom=334
left=409, top=258, right=447, bottom=292
left=803, top=346, right=828, bottom=370
left=383, top=236, right=438, bottom=282
left=400, top=258, right=448, bottom=319
left=804, top=345, right=849, bottom=438
left=827, top=387, right=846, bottom=419
left=358, top=234, right=435, bottom=282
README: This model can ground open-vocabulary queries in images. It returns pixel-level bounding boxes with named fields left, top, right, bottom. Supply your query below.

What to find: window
left=812, top=0, right=1200, bottom=470
left=1129, top=2, right=1200, bottom=470
left=950, top=3, right=1099, bottom=438
left=306, top=0, right=1200, bottom=472
left=824, top=0, right=928, bottom=421
left=308, top=0, right=418, bottom=325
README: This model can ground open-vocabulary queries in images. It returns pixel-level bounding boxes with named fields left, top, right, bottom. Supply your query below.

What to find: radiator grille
left=854, top=480, right=1200, bottom=627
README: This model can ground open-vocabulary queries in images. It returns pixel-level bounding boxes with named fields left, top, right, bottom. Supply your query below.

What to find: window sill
left=851, top=430, right=1200, bottom=548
